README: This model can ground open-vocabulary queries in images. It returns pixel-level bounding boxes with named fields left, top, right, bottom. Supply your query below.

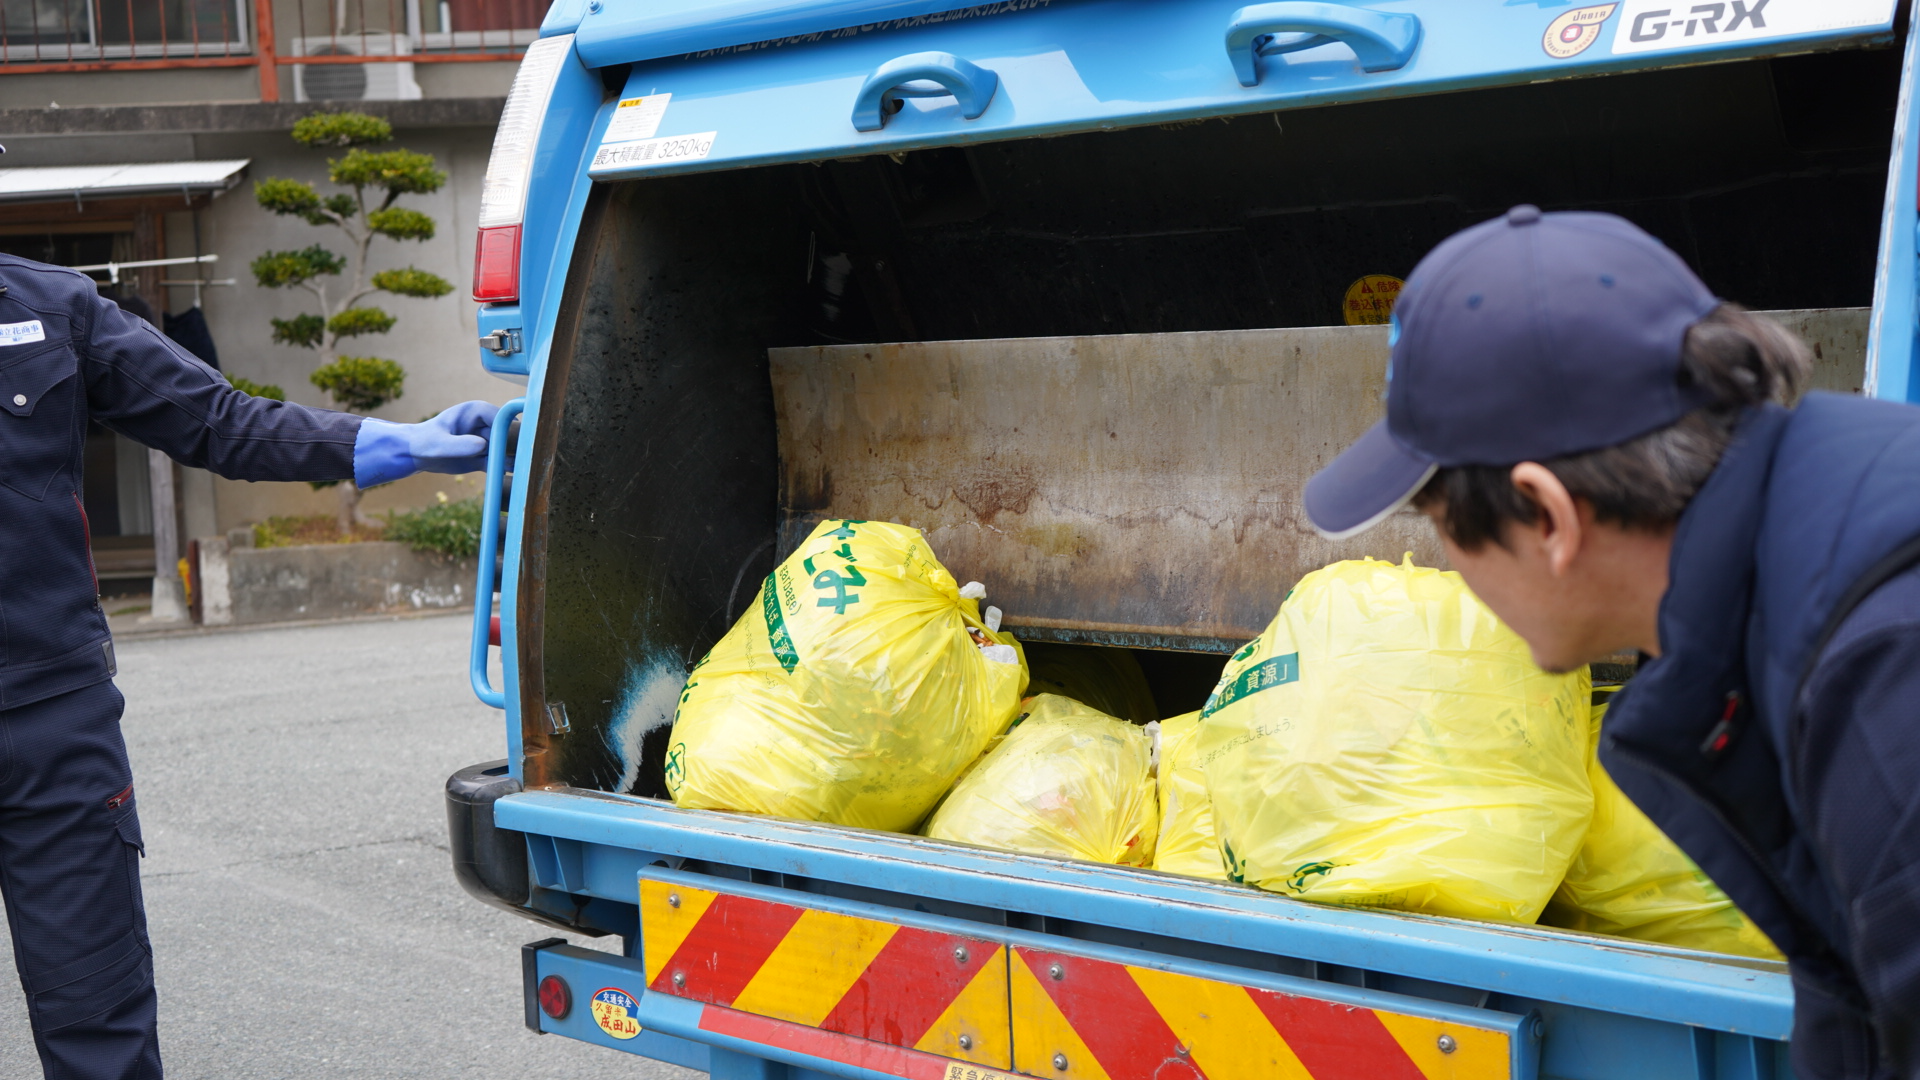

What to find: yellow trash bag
left=1540, top=690, right=1782, bottom=958
left=1199, top=556, right=1592, bottom=923
left=1153, top=711, right=1227, bottom=879
left=924, top=694, right=1158, bottom=865
left=665, top=519, right=1026, bottom=832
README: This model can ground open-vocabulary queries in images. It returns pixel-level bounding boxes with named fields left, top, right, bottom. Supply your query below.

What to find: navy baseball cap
left=1303, top=205, right=1719, bottom=539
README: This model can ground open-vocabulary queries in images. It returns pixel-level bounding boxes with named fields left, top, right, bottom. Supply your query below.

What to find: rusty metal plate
left=1763, top=307, right=1868, bottom=394
left=770, top=326, right=1440, bottom=644
left=769, top=310, right=1865, bottom=646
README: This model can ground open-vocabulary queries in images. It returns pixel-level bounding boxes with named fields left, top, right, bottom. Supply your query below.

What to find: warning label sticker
left=591, top=131, right=718, bottom=171
left=1342, top=275, right=1404, bottom=326
left=1611, top=0, right=1894, bottom=55
left=590, top=987, right=641, bottom=1040
left=602, top=94, right=671, bottom=143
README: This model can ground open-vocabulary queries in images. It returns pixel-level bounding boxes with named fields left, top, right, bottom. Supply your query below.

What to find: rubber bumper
left=446, top=760, right=533, bottom=914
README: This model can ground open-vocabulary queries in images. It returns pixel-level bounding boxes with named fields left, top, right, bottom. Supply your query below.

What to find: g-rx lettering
left=1632, top=0, right=1766, bottom=41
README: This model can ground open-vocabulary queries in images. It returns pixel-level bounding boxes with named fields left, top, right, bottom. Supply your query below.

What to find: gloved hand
left=353, top=400, right=500, bottom=488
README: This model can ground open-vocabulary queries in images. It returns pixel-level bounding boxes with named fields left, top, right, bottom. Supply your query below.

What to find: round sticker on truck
left=1342, top=275, right=1404, bottom=326
left=590, top=987, right=641, bottom=1040
left=1544, top=4, right=1618, bottom=58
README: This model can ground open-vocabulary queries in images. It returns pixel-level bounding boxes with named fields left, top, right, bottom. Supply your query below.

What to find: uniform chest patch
left=0, top=321, right=46, bottom=346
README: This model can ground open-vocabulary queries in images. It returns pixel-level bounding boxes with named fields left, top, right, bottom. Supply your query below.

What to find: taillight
left=474, top=33, right=574, bottom=303
left=473, top=226, right=521, bottom=303
left=538, top=974, right=571, bottom=1019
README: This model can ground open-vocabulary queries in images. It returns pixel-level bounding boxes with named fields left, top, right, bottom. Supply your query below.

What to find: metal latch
left=481, top=328, right=523, bottom=357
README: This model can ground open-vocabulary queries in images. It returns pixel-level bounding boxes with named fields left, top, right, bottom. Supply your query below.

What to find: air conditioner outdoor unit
left=292, top=32, right=424, bottom=103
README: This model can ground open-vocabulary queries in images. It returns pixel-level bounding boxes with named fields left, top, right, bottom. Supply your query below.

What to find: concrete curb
left=114, top=603, right=478, bottom=643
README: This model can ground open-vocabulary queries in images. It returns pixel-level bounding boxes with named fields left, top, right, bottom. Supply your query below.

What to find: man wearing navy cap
left=0, top=249, right=500, bottom=1080
left=1306, top=205, right=1920, bottom=1079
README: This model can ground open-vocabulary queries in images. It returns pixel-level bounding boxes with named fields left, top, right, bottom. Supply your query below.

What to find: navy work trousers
left=0, top=680, right=160, bottom=1079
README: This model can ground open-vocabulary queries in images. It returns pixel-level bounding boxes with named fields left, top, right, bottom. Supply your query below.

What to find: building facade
left=2, top=0, right=528, bottom=609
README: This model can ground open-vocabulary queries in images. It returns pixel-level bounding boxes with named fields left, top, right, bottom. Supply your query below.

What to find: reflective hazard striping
left=641, top=880, right=1010, bottom=1068
left=643, top=879, right=1511, bottom=1080
left=1010, top=948, right=1511, bottom=1080
left=696, top=1004, right=1021, bottom=1080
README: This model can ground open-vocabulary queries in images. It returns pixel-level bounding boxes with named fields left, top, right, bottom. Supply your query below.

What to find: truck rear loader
left=443, top=3, right=1920, bottom=1077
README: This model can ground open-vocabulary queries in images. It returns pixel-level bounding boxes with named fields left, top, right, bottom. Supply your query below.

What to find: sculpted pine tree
left=250, top=110, right=454, bottom=533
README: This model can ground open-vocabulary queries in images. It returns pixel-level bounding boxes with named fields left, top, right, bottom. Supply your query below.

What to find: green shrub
left=366, top=207, right=435, bottom=241
left=311, top=355, right=405, bottom=411
left=330, top=148, right=445, bottom=194
left=254, top=513, right=382, bottom=546
left=384, top=496, right=484, bottom=558
left=325, top=306, right=396, bottom=338
left=251, top=245, right=345, bottom=289
left=254, top=177, right=322, bottom=219
left=369, top=266, right=453, bottom=298
left=292, top=111, right=392, bottom=148
left=269, top=313, right=325, bottom=348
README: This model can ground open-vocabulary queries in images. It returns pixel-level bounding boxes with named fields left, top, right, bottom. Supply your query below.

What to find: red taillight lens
left=473, top=224, right=522, bottom=303
left=538, top=974, right=571, bottom=1019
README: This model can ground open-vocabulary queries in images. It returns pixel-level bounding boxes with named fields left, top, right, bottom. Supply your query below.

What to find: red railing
left=0, top=0, right=536, bottom=100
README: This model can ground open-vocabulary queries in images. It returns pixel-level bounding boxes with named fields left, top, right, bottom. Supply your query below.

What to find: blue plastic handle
left=1225, top=2, right=1421, bottom=86
left=470, top=396, right=525, bottom=709
left=851, top=51, right=998, bottom=132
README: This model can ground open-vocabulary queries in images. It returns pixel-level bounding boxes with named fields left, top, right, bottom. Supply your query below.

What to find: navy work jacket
left=0, top=255, right=362, bottom=710
left=1602, top=393, right=1920, bottom=1080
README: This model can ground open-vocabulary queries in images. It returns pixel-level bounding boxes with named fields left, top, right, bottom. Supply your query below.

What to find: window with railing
left=1, top=0, right=248, bottom=63
left=283, top=0, right=538, bottom=58
left=0, top=0, right=539, bottom=80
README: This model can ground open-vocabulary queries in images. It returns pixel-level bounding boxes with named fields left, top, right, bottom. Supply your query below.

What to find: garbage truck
left=443, top=2, right=1919, bottom=1077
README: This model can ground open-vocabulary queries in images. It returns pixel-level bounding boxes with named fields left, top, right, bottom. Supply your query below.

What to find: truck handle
left=1225, top=2, right=1422, bottom=86
left=470, top=396, right=525, bottom=709
left=851, top=51, right=999, bottom=132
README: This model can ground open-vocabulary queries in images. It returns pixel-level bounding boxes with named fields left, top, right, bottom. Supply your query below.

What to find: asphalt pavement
left=0, top=612, right=702, bottom=1080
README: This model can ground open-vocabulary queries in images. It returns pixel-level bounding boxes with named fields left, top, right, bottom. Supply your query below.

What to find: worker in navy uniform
left=1307, top=206, right=1920, bottom=1080
left=0, top=251, right=496, bottom=1079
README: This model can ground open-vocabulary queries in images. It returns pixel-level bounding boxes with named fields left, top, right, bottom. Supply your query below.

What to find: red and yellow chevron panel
left=640, top=879, right=1011, bottom=1068
left=1009, top=948, right=1510, bottom=1080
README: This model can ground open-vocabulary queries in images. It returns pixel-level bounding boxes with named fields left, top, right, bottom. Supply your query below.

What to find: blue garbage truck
left=442, top=3, right=1918, bottom=1077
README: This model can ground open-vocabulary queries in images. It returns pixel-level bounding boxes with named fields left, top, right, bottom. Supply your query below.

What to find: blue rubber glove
left=353, top=400, right=500, bottom=488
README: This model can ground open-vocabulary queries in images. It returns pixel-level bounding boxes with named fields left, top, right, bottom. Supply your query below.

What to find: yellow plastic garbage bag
left=1540, top=690, right=1782, bottom=959
left=1199, top=556, right=1592, bottom=923
left=1153, top=711, right=1227, bottom=879
left=924, top=694, right=1158, bottom=865
left=665, top=519, right=1026, bottom=832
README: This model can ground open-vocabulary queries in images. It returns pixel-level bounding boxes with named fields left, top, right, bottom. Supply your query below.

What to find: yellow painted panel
left=640, top=881, right=718, bottom=986
left=913, top=945, right=1012, bottom=1068
left=1128, top=966, right=1315, bottom=1080
left=728, top=908, right=899, bottom=1028
left=1375, top=1011, right=1511, bottom=1080
left=1009, top=952, right=1113, bottom=1080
